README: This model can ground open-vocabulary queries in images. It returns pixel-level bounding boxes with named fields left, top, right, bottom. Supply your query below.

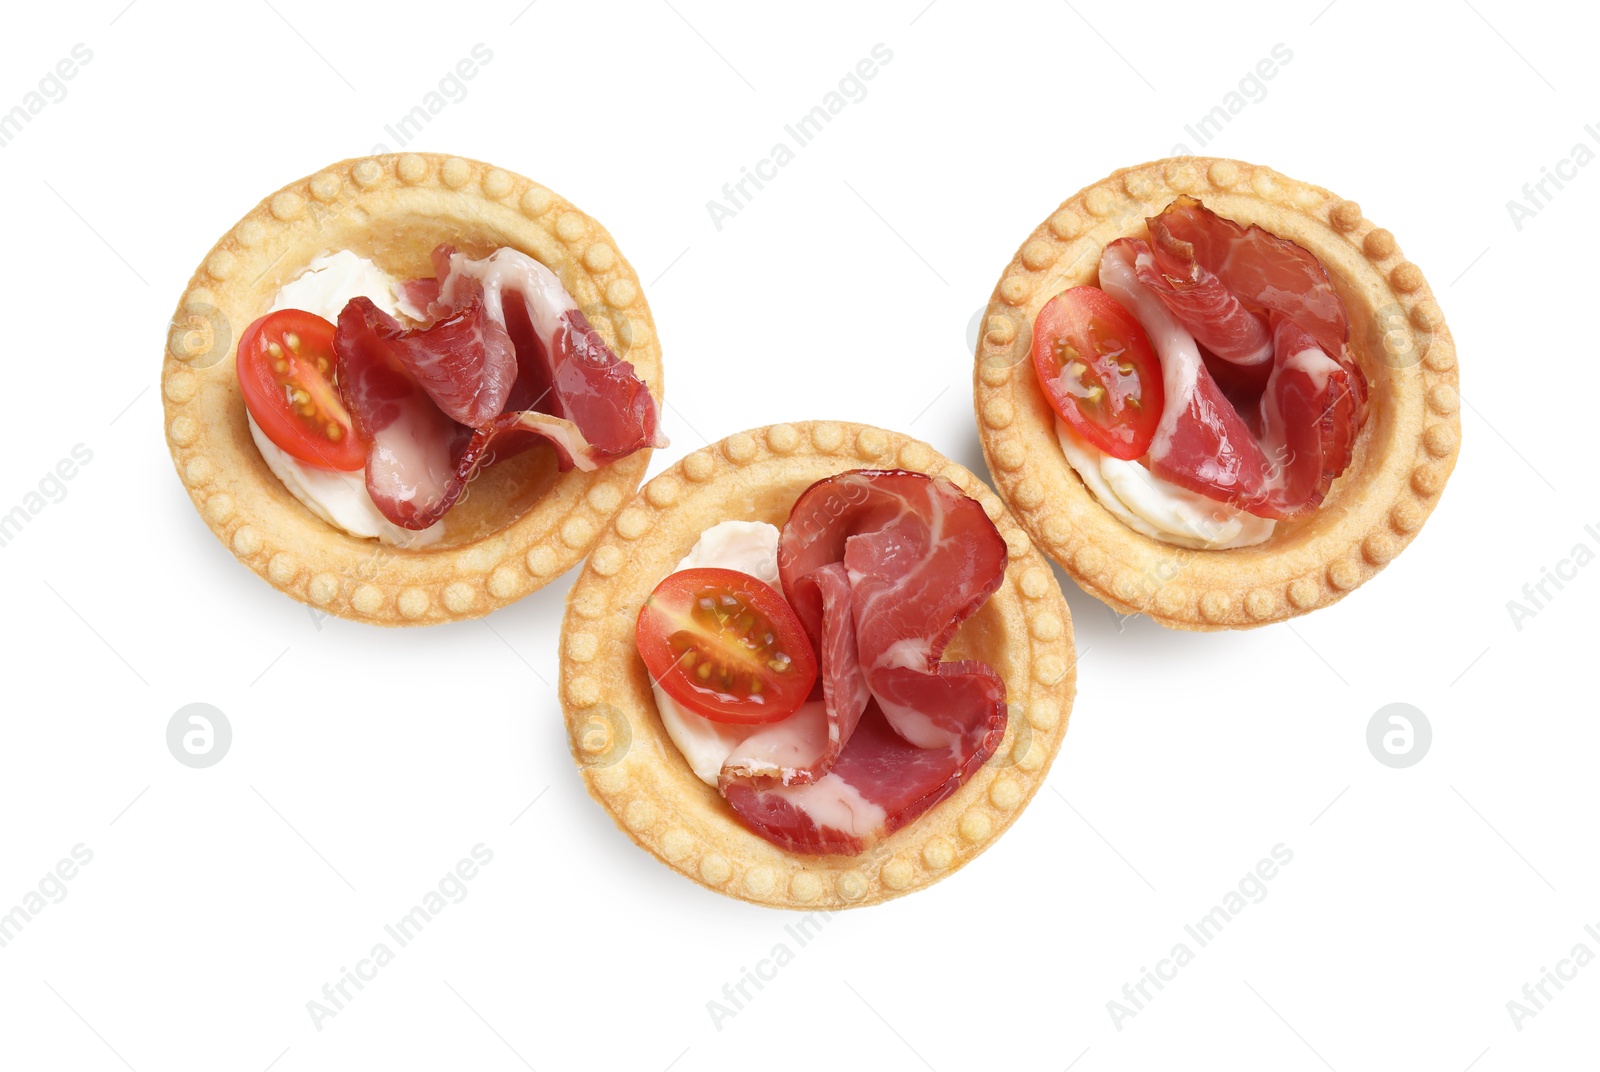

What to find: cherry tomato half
left=636, top=568, right=818, bottom=724
left=236, top=308, right=366, bottom=471
left=1031, top=286, right=1165, bottom=460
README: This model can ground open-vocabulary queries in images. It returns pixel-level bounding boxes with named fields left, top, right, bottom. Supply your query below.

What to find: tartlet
left=161, top=153, right=662, bottom=625
left=973, top=157, right=1461, bottom=630
left=559, top=421, right=1077, bottom=908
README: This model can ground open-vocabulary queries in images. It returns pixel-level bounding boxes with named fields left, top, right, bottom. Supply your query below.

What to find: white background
left=1, top=1, right=1594, bottom=1069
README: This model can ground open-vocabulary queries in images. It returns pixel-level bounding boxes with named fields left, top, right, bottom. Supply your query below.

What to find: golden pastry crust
left=559, top=422, right=1076, bottom=909
left=974, top=157, right=1461, bottom=630
left=161, top=153, right=662, bottom=625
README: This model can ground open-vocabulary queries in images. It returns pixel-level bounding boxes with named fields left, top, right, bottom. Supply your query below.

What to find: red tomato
left=236, top=309, right=366, bottom=471
left=636, top=568, right=818, bottom=724
left=1031, top=287, right=1165, bottom=460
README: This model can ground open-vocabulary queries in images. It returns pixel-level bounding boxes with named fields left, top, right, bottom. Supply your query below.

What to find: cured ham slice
left=1099, top=240, right=1276, bottom=511
left=778, top=471, right=1007, bottom=668
left=330, top=242, right=667, bottom=529
left=334, top=299, right=476, bottom=529
left=427, top=246, right=667, bottom=460
left=1254, top=315, right=1364, bottom=519
left=1149, top=196, right=1348, bottom=356
left=1137, top=225, right=1273, bottom=368
left=722, top=700, right=1000, bottom=856
left=720, top=470, right=1008, bottom=855
left=396, top=276, right=441, bottom=319
left=339, top=296, right=516, bottom=427
left=336, top=300, right=606, bottom=528
left=1096, top=237, right=1367, bottom=521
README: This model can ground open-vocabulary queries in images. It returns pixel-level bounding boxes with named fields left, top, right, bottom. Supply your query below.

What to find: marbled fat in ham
left=1137, top=219, right=1273, bottom=368
left=1095, top=226, right=1367, bottom=521
left=429, top=246, right=666, bottom=462
left=717, top=470, right=1009, bottom=856
left=1253, top=314, right=1364, bottom=519
left=722, top=701, right=995, bottom=856
left=1100, top=240, right=1277, bottom=511
left=1148, top=196, right=1349, bottom=357
left=343, top=297, right=516, bottom=427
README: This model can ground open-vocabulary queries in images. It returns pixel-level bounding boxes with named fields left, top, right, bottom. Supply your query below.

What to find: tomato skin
left=1031, top=287, right=1165, bottom=460
left=636, top=568, right=818, bottom=725
left=237, top=309, right=366, bottom=471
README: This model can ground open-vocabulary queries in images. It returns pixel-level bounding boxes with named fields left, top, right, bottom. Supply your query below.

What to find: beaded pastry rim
left=160, top=153, right=662, bottom=626
left=972, top=156, right=1462, bottom=630
left=559, top=421, right=1077, bottom=909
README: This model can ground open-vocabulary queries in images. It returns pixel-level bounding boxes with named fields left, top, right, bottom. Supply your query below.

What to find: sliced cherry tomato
left=236, top=309, right=366, bottom=471
left=636, top=567, right=818, bottom=725
left=1031, top=286, right=1164, bottom=460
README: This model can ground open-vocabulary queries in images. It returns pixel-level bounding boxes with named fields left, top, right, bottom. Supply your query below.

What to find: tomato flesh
left=1031, top=286, right=1164, bottom=460
left=237, top=308, right=366, bottom=471
left=636, top=567, right=818, bottom=724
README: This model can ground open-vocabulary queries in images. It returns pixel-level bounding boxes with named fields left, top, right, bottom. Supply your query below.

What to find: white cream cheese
left=250, top=251, right=444, bottom=547
left=247, top=415, right=440, bottom=548
left=270, top=250, right=403, bottom=322
left=652, top=521, right=799, bottom=787
left=1055, top=419, right=1275, bottom=550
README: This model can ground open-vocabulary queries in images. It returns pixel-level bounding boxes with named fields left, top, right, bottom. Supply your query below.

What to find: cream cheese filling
left=1054, top=418, right=1275, bottom=551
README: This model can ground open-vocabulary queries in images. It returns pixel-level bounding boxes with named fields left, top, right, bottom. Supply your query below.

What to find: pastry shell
left=161, top=153, right=662, bottom=625
left=973, top=157, right=1461, bottom=630
left=559, top=421, right=1077, bottom=909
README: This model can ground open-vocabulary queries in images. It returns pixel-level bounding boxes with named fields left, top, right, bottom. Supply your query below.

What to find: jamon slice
left=334, top=299, right=475, bottom=529
left=1099, top=240, right=1277, bottom=512
left=426, top=246, right=667, bottom=460
left=1254, top=315, right=1365, bottom=519
left=342, top=295, right=515, bottom=428
left=1137, top=224, right=1273, bottom=368
left=721, top=470, right=1008, bottom=854
left=722, top=698, right=1004, bottom=856
left=335, top=300, right=604, bottom=528
left=778, top=471, right=1007, bottom=678
left=1149, top=196, right=1349, bottom=356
